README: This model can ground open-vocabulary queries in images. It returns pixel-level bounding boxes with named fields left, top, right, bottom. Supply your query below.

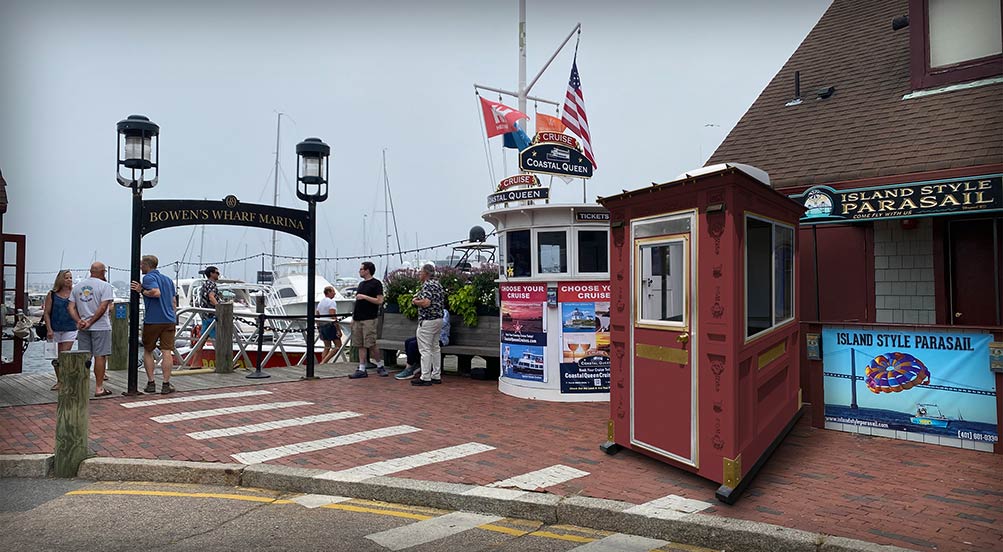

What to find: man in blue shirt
left=130, top=254, right=178, bottom=394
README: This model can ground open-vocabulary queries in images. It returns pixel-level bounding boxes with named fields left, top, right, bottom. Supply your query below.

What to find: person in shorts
left=69, top=262, right=115, bottom=397
left=197, top=265, right=220, bottom=343
left=317, top=285, right=342, bottom=364
left=130, top=254, right=178, bottom=394
left=348, top=261, right=387, bottom=378
left=43, top=269, right=77, bottom=391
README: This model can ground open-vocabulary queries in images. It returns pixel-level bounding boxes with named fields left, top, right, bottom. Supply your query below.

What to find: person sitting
left=395, top=310, right=450, bottom=380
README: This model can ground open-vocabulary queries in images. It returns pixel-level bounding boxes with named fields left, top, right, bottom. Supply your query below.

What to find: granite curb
left=0, top=454, right=914, bottom=552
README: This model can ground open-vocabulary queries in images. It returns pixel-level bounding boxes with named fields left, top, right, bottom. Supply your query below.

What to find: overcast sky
left=1, top=0, right=830, bottom=285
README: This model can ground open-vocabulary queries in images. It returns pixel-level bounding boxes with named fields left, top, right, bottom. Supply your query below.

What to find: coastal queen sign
left=791, top=174, right=1002, bottom=223
left=519, top=131, right=594, bottom=179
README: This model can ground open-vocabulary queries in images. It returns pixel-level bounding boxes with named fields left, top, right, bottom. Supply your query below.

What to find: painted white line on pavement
left=291, top=494, right=352, bottom=509
left=567, top=533, right=668, bottom=552
left=624, top=493, right=713, bottom=520
left=121, top=390, right=273, bottom=408
left=486, top=464, right=590, bottom=491
left=365, top=512, right=502, bottom=551
left=315, top=442, right=495, bottom=483
left=460, top=486, right=529, bottom=500
left=150, top=401, right=313, bottom=423
left=231, top=425, right=421, bottom=464
left=186, top=411, right=363, bottom=440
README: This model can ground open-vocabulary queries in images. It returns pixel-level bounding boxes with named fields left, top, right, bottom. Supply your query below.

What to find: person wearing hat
left=197, top=266, right=220, bottom=342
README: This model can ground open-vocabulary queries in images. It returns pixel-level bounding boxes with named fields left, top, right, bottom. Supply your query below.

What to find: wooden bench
left=377, top=312, right=500, bottom=379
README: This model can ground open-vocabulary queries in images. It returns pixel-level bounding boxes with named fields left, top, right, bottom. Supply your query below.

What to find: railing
left=162, top=306, right=353, bottom=375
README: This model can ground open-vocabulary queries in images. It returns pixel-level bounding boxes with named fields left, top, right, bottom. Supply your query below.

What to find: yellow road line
left=67, top=490, right=291, bottom=504
left=480, top=524, right=531, bottom=537
left=529, top=530, right=596, bottom=543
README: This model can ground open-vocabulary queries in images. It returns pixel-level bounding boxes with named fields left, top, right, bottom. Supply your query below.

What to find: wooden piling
left=54, top=351, right=91, bottom=477
left=110, top=301, right=129, bottom=371
left=214, top=302, right=234, bottom=373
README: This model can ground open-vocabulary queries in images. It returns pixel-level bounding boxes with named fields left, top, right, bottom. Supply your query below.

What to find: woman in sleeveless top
left=44, top=269, right=77, bottom=391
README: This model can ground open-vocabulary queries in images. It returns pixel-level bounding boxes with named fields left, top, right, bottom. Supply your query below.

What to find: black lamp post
left=295, top=137, right=329, bottom=379
left=117, top=115, right=159, bottom=395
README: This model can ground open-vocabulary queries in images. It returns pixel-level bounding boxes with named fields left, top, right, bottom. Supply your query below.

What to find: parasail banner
left=821, top=327, right=997, bottom=447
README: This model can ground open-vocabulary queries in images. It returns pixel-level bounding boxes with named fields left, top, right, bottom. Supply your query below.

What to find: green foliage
left=384, top=269, right=420, bottom=306
left=447, top=284, right=479, bottom=327
left=398, top=292, right=419, bottom=319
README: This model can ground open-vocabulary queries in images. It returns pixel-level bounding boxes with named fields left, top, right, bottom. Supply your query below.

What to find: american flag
left=561, top=60, right=597, bottom=169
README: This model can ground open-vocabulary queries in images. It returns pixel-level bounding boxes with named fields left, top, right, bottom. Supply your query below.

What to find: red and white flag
left=479, top=97, right=528, bottom=138
left=561, top=59, right=597, bottom=169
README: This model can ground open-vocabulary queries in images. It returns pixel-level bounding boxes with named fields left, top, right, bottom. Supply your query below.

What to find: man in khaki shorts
left=130, top=254, right=178, bottom=394
left=348, top=261, right=387, bottom=378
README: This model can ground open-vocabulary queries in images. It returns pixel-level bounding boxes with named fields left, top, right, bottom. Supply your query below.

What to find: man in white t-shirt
left=69, top=261, right=116, bottom=397
left=316, top=285, right=342, bottom=364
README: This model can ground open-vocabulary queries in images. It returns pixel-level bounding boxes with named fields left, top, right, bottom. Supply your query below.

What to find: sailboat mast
left=271, top=112, right=282, bottom=272
left=383, top=149, right=390, bottom=271
left=518, top=0, right=527, bottom=118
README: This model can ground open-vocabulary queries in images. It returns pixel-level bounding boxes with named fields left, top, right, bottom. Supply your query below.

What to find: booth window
left=909, top=0, right=1003, bottom=89
left=746, top=216, right=795, bottom=338
left=578, top=230, right=608, bottom=273
left=537, top=230, right=568, bottom=274
left=638, top=241, right=686, bottom=324
left=506, top=230, right=531, bottom=277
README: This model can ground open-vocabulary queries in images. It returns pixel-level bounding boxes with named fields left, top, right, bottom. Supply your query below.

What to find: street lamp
left=117, top=114, right=160, bottom=395
left=296, top=137, right=330, bottom=379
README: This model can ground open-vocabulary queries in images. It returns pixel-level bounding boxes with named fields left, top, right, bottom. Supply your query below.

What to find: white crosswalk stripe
left=567, top=533, right=668, bottom=551
left=624, top=493, right=713, bottom=520
left=291, top=494, right=352, bottom=508
left=150, top=401, right=313, bottom=423
left=231, top=425, right=421, bottom=464
left=486, top=464, right=589, bottom=491
left=365, top=512, right=502, bottom=551
left=121, top=390, right=273, bottom=408
left=186, top=411, right=363, bottom=440
left=315, top=442, right=495, bottom=482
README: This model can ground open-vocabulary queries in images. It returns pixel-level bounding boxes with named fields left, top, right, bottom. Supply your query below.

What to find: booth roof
left=597, top=163, right=771, bottom=204
left=706, top=0, right=1003, bottom=190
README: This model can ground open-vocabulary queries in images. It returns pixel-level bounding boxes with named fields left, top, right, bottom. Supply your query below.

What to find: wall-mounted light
left=892, top=15, right=909, bottom=31
left=706, top=202, right=726, bottom=214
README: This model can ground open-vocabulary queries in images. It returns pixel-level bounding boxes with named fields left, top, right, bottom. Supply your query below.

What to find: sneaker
left=431, top=378, right=442, bottom=385
left=411, top=379, right=432, bottom=387
left=144, top=381, right=157, bottom=393
left=376, top=366, right=389, bottom=377
left=161, top=382, right=176, bottom=395
left=395, top=366, right=416, bottom=380
left=348, top=369, right=368, bottom=379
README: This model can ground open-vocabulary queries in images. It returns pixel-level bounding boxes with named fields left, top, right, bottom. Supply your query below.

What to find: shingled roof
left=707, top=0, right=1003, bottom=190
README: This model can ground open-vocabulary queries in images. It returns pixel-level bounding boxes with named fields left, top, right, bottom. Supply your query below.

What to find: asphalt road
left=0, top=479, right=720, bottom=551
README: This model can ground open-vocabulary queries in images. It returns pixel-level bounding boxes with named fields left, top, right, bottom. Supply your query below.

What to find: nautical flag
left=561, top=59, right=597, bottom=169
left=536, top=113, right=566, bottom=134
left=479, top=97, right=528, bottom=138
left=503, top=121, right=532, bottom=151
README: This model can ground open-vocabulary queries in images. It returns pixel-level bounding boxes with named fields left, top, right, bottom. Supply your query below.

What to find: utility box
left=597, top=164, right=804, bottom=503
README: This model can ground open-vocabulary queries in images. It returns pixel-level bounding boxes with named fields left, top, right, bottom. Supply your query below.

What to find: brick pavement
left=1, top=374, right=1001, bottom=551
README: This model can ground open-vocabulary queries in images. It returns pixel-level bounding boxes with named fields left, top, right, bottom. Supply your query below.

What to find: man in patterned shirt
left=411, top=263, right=446, bottom=386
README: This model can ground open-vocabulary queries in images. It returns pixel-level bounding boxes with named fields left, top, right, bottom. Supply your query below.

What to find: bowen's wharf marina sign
left=141, top=196, right=311, bottom=240
left=791, top=175, right=1002, bottom=223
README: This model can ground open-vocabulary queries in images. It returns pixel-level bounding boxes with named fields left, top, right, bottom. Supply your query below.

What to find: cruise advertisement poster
left=822, top=328, right=997, bottom=444
left=558, top=282, right=611, bottom=393
left=500, top=283, right=547, bottom=382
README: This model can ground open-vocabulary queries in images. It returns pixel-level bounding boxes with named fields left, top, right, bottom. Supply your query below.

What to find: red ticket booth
left=597, top=164, right=804, bottom=503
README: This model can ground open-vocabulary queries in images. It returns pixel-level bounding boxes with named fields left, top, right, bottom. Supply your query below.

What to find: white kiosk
left=482, top=134, right=608, bottom=402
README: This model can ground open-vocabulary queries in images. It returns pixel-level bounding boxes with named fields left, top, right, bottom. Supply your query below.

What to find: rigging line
left=474, top=91, right=496, bottom=189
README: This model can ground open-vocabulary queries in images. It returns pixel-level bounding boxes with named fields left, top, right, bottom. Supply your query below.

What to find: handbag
left=43, top=339, right=58, bottom=359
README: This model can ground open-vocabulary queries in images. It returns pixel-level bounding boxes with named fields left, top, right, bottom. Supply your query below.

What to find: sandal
left=93, top=389, right=112, bottom=398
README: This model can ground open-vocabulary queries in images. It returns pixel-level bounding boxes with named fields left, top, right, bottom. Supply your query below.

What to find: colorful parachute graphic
left=864, top=352, right=930, bottom=394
